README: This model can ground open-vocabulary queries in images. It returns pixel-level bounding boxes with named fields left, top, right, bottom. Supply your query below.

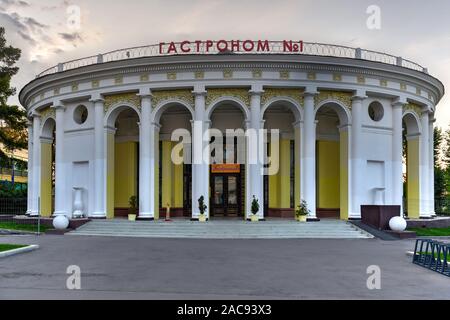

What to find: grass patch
left=0, top=222, right=51, bottom=233
left=416, top=252, right=449, bottom=261
left=0, top=244, right=27, bottom=252
left=408, top=227, right=450, bottom=237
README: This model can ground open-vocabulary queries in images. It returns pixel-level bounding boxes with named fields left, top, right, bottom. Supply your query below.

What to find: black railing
left=0, top=198, right=27, bottom=215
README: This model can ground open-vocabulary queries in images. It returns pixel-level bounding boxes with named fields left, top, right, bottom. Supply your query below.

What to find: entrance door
left=210, top=173, right=241, bottom=217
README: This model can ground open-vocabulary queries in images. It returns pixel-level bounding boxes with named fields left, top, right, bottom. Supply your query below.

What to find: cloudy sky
left=1, top=0, right=449, bottom=128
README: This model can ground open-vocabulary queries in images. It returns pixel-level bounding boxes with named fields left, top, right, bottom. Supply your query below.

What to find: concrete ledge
left=0, top=245, right=39, bottom=258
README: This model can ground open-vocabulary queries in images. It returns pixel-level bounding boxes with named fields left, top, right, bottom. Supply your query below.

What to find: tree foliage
left=0, top=26, right=27, bottom=162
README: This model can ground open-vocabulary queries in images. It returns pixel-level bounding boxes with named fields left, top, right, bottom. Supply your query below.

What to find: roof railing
left=36, top=41, right=428, bottom=78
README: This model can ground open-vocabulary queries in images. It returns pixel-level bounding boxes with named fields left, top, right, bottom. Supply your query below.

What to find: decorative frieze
left=152, top=89, right=194, bottom=108
left=40, top=107, right=55, bottom=126
left=114, top=76, right=123, bottom=85
left=357, top=75, right=365, bottom=84
left=206, top=88, right=250, bottom=107
left=404, top=103, right=422, bottom=118
left=104, top=92, right=141, bottom=113
left=307, top=72, right=316, bottom=80
left=71, top=83, right=79, bottom=92
left=315, top=90, right=352, bottom=110
left=333, top=74, right=342, bottom=82
left=380, top=79, right=388, bottom=87
left=140, top=74, right=149, bottom=82
left=261, top=88, right=304, bottom=107
left=400, top=83, right=407, bottom=91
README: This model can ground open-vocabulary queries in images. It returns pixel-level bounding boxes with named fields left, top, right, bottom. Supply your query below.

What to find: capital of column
left=303, top=90, right=319, bottom=98
left=89, top=92, right=104, bottom=103
left=30, top=111, right=41, bottom=119
left=51, top=101, right=65, bottom=111
left=351, top=95, right=368, bottom=102
left=392, top=97, right=408, bottom=109
left=137, top=87, right=152, bottom=98
left=151, top=122, right=162, bottom=132
left=192, top=90, right=207, bottom=97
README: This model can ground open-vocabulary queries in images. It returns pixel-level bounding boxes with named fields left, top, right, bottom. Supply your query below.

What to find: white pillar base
left=90, top=212, right=107, bottom=218
left=138, top=212, right=154, bottom=220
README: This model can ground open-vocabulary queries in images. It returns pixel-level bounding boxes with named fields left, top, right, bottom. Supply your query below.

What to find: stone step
left=68, top=219, right=373, bottom=239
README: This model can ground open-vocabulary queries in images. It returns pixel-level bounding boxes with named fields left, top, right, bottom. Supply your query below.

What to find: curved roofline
left=20, top=52, right=445, bottom=108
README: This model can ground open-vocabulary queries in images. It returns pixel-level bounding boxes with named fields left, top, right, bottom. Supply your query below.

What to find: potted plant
left=198, top=196, right=207, bottom=222
left=295, top=200, right=310, bottom=222
left=250, top=195, right=260, bottom=222
left=128, top=195, right=138, bottom=221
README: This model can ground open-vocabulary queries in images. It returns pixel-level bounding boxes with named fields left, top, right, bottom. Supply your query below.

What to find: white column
left=30, top=113, right=41, bottom=216
left=420, top=109, right=430, bottom=217
left=138, top=89, right=153, bottom=219
left=52, top=102, right=67, bottom=217
left=392, top=99, right=406, bottom=216
left=302, top=89, right=318, bottom=218
left=149, top=122, right=160, bottom=218
left=350, top=94, right=367, bottom=219
left=247, top=86, right=264, bottom=220
left=26, top=120, right=33, bottom=215
left=192, top=87, right=209, bottom=219
left=429, top=115, right=436, bottom=216
left=91, top=95, right=106, bottom=218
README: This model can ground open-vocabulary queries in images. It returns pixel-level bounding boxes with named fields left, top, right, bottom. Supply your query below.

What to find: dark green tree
left=0, top=27, right=27, bottom=163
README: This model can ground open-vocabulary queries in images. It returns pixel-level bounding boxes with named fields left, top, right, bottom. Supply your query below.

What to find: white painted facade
left=19, top=44, right=444, bottom=221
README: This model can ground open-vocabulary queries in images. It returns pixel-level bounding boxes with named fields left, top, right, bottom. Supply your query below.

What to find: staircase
left=68, top=219, right=374, bottom=239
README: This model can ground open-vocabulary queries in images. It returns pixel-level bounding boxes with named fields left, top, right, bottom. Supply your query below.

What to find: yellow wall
left=154, top=133, right=160, bottom=220
left=339, top=132, right=349, bottom=220
left=161, top=141, right=184, bottom=209
left=295, top=128, right=301, bottom=208
left=40, top=142, right=52, bottom=217
left=317, top=140, right=340, bottom=209
left=407, top=138, right=420, bottom=219
left=114, top=141, right=138, bottom=208
left=0, top=174, right=27, bottom=184
left=106, top=132, right=115, bottom=219
left=269, top=139, right=291, bottom=209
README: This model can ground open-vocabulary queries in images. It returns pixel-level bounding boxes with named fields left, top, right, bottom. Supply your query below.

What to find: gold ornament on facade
left=114, top=76, right=123, bottom=85
left=71, top=84, right=79, bottom=92
left=280, top=70, right=290, bottom=80
left=357, top=75, right=365, bottom=84
left=333, top=74, right=342, bottom=82
left=92, top=80, right=99, bottom=88
left=152, top=89, right=194, bottom=108
left=206, top=88, right=250, bottom=107
left=54, top=88, right=60, bottom=95
left=307, top=72, right=316, bottom=80
left=40, top=93, right=45, bottom=100
left=416, top=87, right=422, bottom=95
left=40, top=107, right=56, bottom=126
left=315, top=91, right=352, bottom=109
left=223, top=70, right=233, bottom=79
left=261, top=88, right=304, bottom=107
left=252, top=70, right=262, bottom=79
left=140, top=74, right=149, bottom=82
left=195, top=71, right=204, bottom=79
left=167, top=72, right=177, bottom=80
left=380, top=79, right=388, bottom=87
left=104, top=92, right=141, bottom=114
left=404, top=103, right=422, bottom=118
left=400, top=83, right=407, bottom=91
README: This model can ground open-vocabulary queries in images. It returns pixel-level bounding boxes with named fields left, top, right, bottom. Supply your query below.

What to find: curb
left=0, top=245, right=39, bottom=258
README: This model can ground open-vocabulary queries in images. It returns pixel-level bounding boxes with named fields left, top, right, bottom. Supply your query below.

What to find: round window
left=368, top=101, right=384, bottom=122
left=74, top=105, right=88, bottom=125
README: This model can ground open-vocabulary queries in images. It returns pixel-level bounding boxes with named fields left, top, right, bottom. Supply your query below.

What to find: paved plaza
left=0, top=233, right=449, bottom=300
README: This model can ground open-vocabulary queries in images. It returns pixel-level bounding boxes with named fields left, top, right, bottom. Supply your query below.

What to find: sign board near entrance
left=212, top=164, right=241, bottom=174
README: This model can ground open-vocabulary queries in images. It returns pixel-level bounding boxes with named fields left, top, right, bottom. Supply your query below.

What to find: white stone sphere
left=389, top=216, right=407, bottom=232
left=53, top=215, right=70, bottom=230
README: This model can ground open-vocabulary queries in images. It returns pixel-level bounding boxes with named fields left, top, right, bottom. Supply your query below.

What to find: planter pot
left=128, top=214, right=137, bottom=221
left=199, top=214, right=207, bottom=222
left=296, top=215, right=307, bottom=222
left=250, top=215, right=259, bottom=222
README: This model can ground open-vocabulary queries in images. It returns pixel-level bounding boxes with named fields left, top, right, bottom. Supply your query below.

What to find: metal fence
left=435, top=199, right=450, bottom=216
left=36, top=41, right=428, bottom=78
left=0, top=198, right=27, bottom=216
